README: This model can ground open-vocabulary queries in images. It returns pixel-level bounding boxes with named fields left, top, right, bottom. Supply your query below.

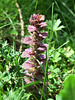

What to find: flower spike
left=21, top=14, right=48, bottom=93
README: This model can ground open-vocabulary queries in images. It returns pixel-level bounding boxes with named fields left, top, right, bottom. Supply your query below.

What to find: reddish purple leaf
left=39, top=32, right=48, bottom=39
left=24, top=76, right=32, bottom=84
left=21, top=48, right=34, bottom=58
left=38, top=15, right=45, bottom=22
left=24, top=70, right=32, bottom=77
left=40, top=22, right=47, bottom=27
left=36, top=22, right=47, bottom=30
left=30, top=14, right=45, bottom=25
left=22, top=60, right=35, bottom=72
left=37, top=44, right=48, bottom=53
left=28, top=25, right=37, bottom=33
left=23, top=36, right=33, bottom=45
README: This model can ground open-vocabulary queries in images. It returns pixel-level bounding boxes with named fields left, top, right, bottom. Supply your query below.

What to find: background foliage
left=0, top=0, right=75, bottom=100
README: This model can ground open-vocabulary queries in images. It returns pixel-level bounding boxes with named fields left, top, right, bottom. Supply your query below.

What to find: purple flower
left=38, top=42, right=43, bottom=46
left=40, top=54, right=46, bottom=59
left=31, top=77, right=35, bottom=82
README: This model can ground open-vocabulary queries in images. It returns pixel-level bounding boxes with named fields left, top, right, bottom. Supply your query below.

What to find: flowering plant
left=21, top=14, right=48, bottom=85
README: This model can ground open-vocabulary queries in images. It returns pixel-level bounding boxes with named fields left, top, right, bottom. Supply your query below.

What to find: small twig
left=16, top=2, right=24, bottom=52
left=7, top=2, right=25, bottom=71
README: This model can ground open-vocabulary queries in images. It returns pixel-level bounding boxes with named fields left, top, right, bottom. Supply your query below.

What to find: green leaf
left=47, top=99, right=54, bottom=100
left=56, top=94, right=61, bottom=100
left=52, top=51, right=61, bottom=62
left=53, top=19, right=64, bottom=31
left=62, top=46, right=74, bottom=57
left=0, top=71, right=2, bottom=78
left=54, top=68, right=60, bottom=74
left=0, top=64, right=3, bottom=70
left=48, top=72, right=55, bottom=79
left=2, top=71, right=11, bottom=81
left=10, top=30, right=18, bottom=36
left=46, top=20, right=52, bottom=30
left=0, top=81, right=3, bottom=88
left=60, top=74, right=75, bottom=100
left=46, top=19, right=64, bottom=32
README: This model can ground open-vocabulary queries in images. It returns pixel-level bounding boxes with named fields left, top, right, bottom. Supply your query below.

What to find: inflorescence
left=21, top=14, right=48, bottom=84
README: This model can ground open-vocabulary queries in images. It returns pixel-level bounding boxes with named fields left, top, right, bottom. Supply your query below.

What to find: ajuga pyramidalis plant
left=21, top=14, right=48, bottom=92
